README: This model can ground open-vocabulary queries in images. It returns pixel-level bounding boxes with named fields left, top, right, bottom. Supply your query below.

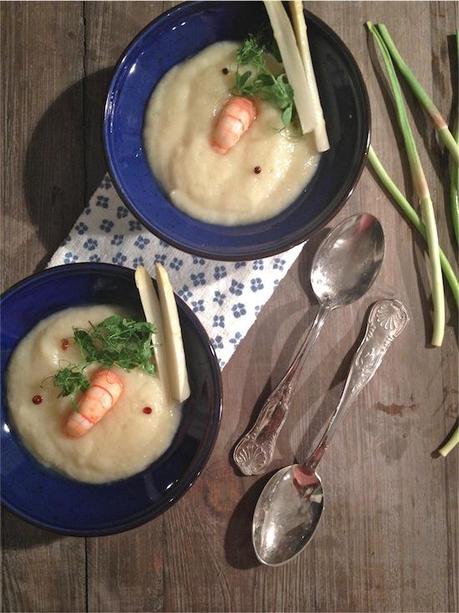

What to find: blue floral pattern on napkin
left=49, top=175, right=304, bottom=369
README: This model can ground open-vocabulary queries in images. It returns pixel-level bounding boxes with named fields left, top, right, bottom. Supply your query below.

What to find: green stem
left=438, top=425, right=459, bottom=457
left=367, top=22, right=445, bottom=346
left=421, top=195, right=445, bottom=346
left=450, top=31, right=459, bottom=245
left=368, top=146, right=459, bottom=307
left=451, top=128, right=459, bottom=246
left=377, top=24, right=459, bottom=165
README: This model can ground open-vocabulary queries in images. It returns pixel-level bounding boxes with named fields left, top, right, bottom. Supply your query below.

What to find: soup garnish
left=50, top=314, right=156, bottom=407
left=211, top=96, right=257, bottom=154
left=231, top=35, right=294, bottom=130
left=65, top=369, right=123, bottom=438
left=135, top=264, right=190, bottom=403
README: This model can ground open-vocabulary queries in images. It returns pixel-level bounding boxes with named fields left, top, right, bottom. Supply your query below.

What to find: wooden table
left=2, top=2, right=458, bottom=611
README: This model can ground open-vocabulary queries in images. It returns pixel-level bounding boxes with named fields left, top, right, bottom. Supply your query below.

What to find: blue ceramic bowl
left=104, top=1, right=370, bottom=261
left=0, top=264, right=222, bottom=536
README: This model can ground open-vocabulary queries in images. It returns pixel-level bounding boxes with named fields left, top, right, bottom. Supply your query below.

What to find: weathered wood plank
left=2, top=510, right=86, bottom=613
left=0, top=1, right=87, bottom=291
left=430, top=7, right=459, bottom=613
left=1, top=2, right=87, bottom=612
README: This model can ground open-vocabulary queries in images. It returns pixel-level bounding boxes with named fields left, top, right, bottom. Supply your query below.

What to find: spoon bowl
left=310, top=213, right=385, bottom=308
left=253, top=466, right=324, bottom=566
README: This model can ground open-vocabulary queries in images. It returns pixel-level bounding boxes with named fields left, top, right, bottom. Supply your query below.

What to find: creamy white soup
left=7, top=305, right=181, bottom=484
left=144, top=41, right=320, bottom=226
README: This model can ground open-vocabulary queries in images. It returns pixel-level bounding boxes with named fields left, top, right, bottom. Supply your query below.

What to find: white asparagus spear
left=263, top=0, right=317, bottom=135
left=135, top=266, right=171, bottom=399
left=155, top=263, right=190, bottom=403
left=290, top=0, right=329, bottom=151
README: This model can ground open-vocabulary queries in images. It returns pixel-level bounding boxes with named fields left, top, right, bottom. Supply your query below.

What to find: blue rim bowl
left=1, top=264, right=222, bottom=536
left=104, top=0, right=370, bottom=261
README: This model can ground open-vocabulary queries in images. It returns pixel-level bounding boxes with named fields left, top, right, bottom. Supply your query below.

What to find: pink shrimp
left=65, top=369, right=124, bottom=438
left=211, top=96, right=257, bottom=154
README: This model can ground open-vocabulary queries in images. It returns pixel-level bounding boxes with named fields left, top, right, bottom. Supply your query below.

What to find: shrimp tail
left=211, top=96, right=257, bottom=154
left=65, top=369, right=123, bottom=438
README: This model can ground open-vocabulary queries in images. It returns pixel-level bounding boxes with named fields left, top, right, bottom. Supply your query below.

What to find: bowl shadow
left=24, top=69, right=112, bottom=272
left=2, top=508, right=63, bottom=551
left=223, top=470, right=278, bottom=570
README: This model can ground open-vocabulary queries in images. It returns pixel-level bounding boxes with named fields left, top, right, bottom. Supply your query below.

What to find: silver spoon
left=252, top=298, right=409, bottom=566
left=234, top=213, right=385, bottom=476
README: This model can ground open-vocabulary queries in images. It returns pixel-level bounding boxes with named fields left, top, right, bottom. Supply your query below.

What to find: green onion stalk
left=377, top=24, right=459, bottom=165
left=367, top=22, right=445, bottom=347
left=438, top=425, right=458, bottom=457
left=450, top=31, right=459, bottom=245
left=367, top=146, right=459, bottom=307
left=367, top=149, right=459, bottom=457
left=451, top=117, right=459, bottom=246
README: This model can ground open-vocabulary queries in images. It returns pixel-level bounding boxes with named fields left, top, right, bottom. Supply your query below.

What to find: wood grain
left=0, top=1, right=87, bottom=289
left=1, top=2, right=458, bottom=612
left=1, top=3, right=87, bottom=612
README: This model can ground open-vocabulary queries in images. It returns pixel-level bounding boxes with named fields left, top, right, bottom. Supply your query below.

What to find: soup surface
left=144, top=41, right=320, bottom=225
left=7, top=305, right=181, bottom=483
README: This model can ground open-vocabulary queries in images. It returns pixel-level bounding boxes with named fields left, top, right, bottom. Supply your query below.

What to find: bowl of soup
left=104, top=0, right=370, bottom=261
left=0, top=264, right=222, bottom=535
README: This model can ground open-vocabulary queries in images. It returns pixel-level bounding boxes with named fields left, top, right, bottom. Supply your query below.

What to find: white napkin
left=49, top=175, right=303, bottom=368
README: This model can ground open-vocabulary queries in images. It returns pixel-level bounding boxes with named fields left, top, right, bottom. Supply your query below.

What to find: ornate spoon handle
left=233, top=305, right=330, bottom=476
left=305, top=299, right=409, bottom=472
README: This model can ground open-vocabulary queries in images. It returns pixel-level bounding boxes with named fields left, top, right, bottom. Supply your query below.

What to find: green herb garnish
left=73, top=315, right=156, bottom=374
left=51, top=315, right=156, bottom=403
left=232, top=36, right=295, bottom=128
left=53, top=365, right=90, bottom=407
